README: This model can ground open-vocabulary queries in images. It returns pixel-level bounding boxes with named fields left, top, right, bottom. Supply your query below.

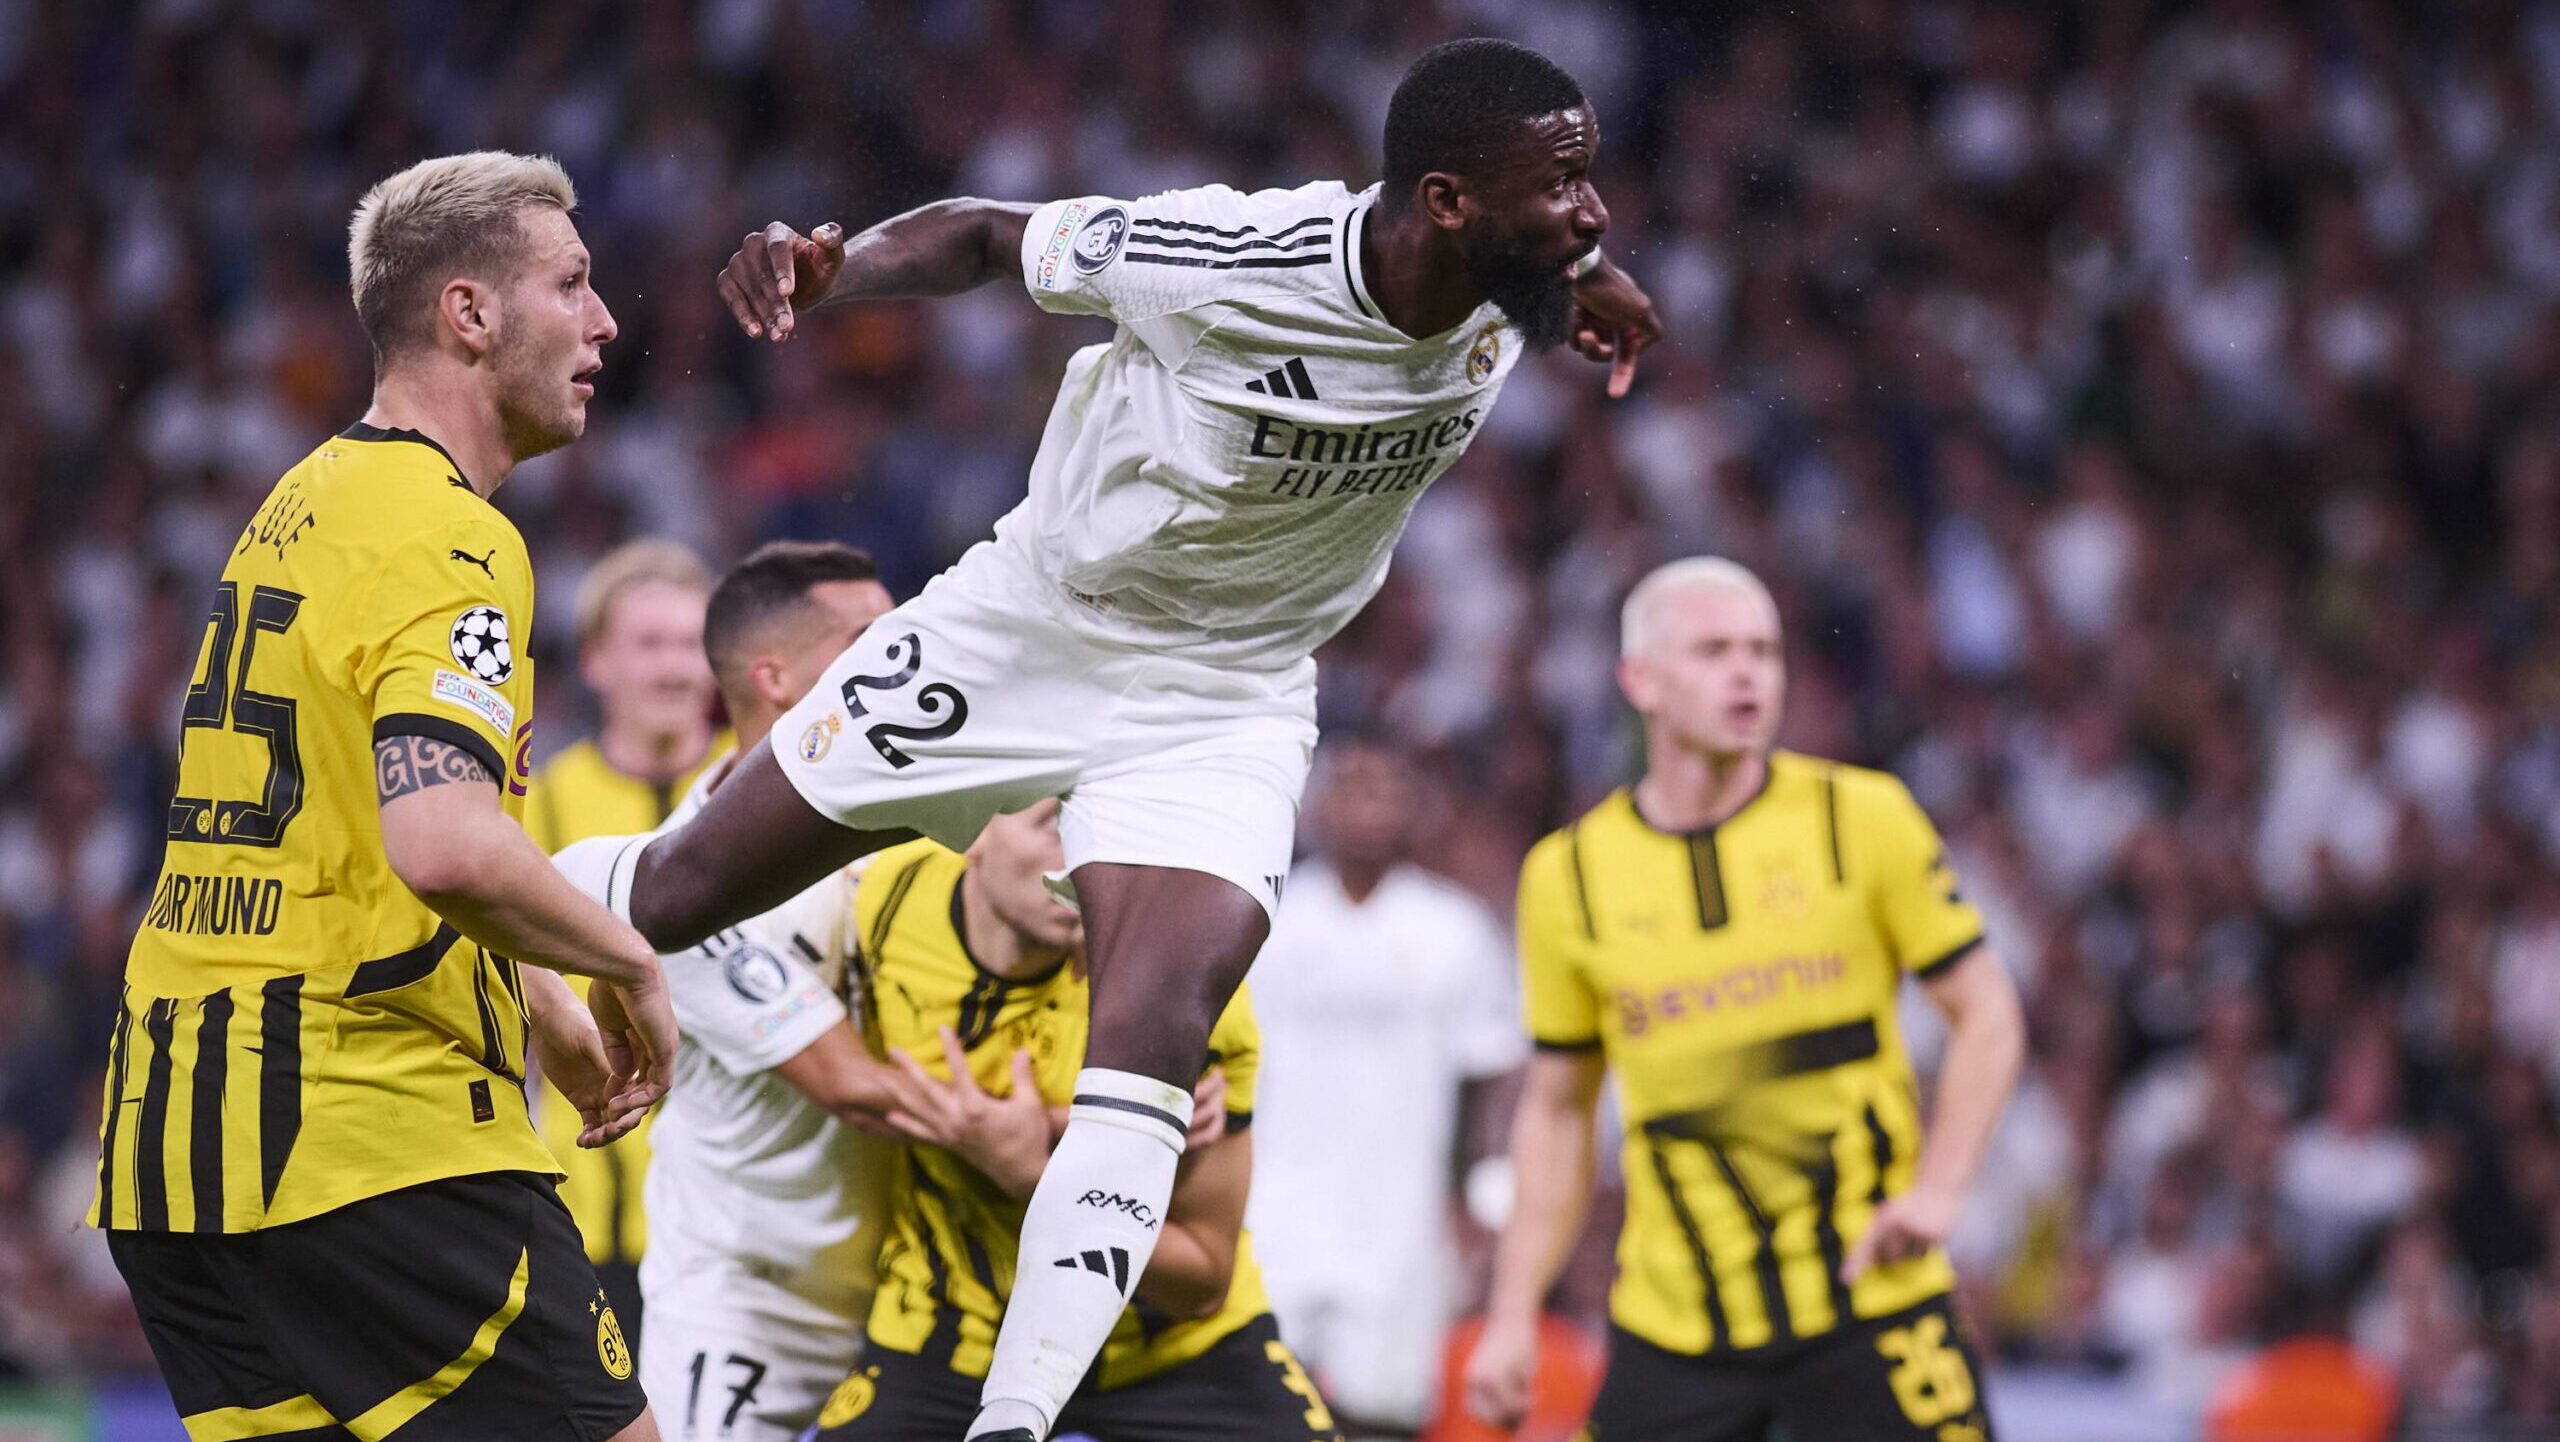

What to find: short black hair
left=1382, top=38, right=1587, bottom=207
left=704, top=540, right=881, bottom=683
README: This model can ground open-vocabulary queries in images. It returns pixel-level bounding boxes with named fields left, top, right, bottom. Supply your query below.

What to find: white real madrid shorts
left=637, top=1262, right=864, bottom=1442
left=770, top=541, right=1318, bottom=918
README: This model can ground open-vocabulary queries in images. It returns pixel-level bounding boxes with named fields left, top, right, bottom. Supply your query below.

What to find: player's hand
left=718, top=220, right=848, bottom=342
left=889, top=1029, right=1052, bottom=1198
left=588, top=970, right=677, bottom=1121
left=1568, top=257, right=1661, bottom=399
left=1462, top=1310, right=1543, bottom=1428
left=1842, top=1183, right=1961, bottom=1283
left=528, top=994, right=653, bottom=1148
left=1186, top=1067, right=1229, bottom=1148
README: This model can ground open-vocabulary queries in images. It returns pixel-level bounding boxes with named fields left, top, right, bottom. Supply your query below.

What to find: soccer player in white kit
left=1248, top=739, right=1525, bottom=1436
left=637, top=542, right=931, bottom=1440
left=563, top=39, right=1660, bottom=1442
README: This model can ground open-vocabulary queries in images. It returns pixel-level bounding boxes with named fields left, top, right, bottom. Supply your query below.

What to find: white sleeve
left=1021, top=183, right=1337, bottom=325
left=665, top=879, right=852, bottom=1076
left=1449, top=897, right=1530, bottom=1079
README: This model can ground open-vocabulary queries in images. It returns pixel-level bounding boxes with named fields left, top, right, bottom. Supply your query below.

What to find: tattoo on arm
left=375, top=736, right=496, bottom=803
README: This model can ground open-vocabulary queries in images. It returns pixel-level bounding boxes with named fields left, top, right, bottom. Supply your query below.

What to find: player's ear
left=1418, top=171, right=1471, bottom=232
left=438, top=277, right=498, bottom=359
left=1616, top=653, right=1652, bottom=713
left=749, top=655, right=795, bottom=713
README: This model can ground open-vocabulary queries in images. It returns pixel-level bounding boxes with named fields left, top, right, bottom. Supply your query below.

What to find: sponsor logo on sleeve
left=1071, top=205, right=1128, bottom=275
left=433, top=669, right=517, bottom=737
left=449, top=605, right=514, bottom=683
left=1034, top=200, right=1090, bottom=291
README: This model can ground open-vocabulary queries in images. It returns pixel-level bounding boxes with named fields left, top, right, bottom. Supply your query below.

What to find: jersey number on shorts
left=839, top=632, right=970, bottom=770
left=1874, top=1313, right=1977, bottom=1428
left=683, top=1350, right=769, bottom=1435
left=167, top=581, right=307, bottom=846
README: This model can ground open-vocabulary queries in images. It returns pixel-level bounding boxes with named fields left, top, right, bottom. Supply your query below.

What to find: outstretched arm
left=717, top=200, right=1038, bottom=341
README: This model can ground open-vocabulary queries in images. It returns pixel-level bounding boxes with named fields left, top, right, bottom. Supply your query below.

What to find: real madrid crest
left=1467, top=324, right=1502, bottom=385
left=800, top=712, right=842, bottom=762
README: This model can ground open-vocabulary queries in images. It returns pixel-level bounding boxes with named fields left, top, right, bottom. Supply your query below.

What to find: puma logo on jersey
left=449, top=547, right=495, bottom=577
left=1053, top=1246, right=1133, bottom=1295
left=1244, top=357, right=1320, bottom=399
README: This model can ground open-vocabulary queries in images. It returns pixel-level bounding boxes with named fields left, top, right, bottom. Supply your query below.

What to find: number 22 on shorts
left=838, top=632, right=970, bottom=769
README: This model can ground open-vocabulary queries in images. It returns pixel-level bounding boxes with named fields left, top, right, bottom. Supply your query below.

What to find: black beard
left=1462, top=230, right=1575, bottom=350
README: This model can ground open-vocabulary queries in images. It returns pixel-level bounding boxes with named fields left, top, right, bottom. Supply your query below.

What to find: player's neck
left=1331, top=855, right=1394, bottom=905
left=362, top=371, right=515, bottom=498
left=1365, top=205, right=1483, bottom=339
left=1634, top=747, right=1770, bottom=833
left=956, top=870, right=1070, bottom=981
left=597, top=717, right=714, bottom=786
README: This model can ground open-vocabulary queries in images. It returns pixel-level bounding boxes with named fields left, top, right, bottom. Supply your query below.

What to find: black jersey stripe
left=1129, top=214, right=1330, bottom=243
left=134, top=998, right=178, bottom=1231
left=1565, top=822, right=1597, bottom=940
left=347, top=924, right=460, bottom=996
left=1688, top=833, right=1730, bottom=931
left=96, top=995, right=134, bottom=1226
left=1646, top=1137, right=1728, bottom=1347
left=1118, top=229, right=1331, bottom=256
left=1121, top=250, right=1332, bottom=271
left=1341, top=207, right=1382, bottom=321
left=1820, top=771, right=1844, bottom=883
left=908, top=1161, right=971, bottom=1366
left=1809, top=1147, right=1853, bottom=1330
left=189, top=991, right=234, bottom=1232
left=470, top=948, right=516, bottom=1080
left=865, top=855, right=932, bottom=967
left=259, top=974, right=305, bottom=1207
left=1914, top=935, right=1984, bottom=980
left=1705, top=1140, right=1794, bottom=1343
left=1863, top=1102, right=1896, bottom=1206
left=1072, top=1093, right=1188, bottom=1136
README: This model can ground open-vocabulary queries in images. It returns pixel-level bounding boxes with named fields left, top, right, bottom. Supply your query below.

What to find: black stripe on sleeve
left=1565, top=823, right=1597, bottom=940
left=259, top=975, right=305, bottom=1207
left=95, top=994, right=133, bottom=1227
left=1532, top=1034, right=1604, bottom=1053
left=1913, top=936, right=1985, bottom=981
left=189, top=991, right=233, bottom=1232
left=347, top=924, right=460, bottom=996
left=134, top=999, right=178, bottom=1231
left=1129, top=214, right=1330, bottom=243
left=1071, top=1093, right=1188, bottom=1135
left=1224, top=1109, right=1253, bottom=1134
left=372, top=714, right=504, bottom=786
left=1121, top=251, right=1332, bottom=271
left=1116, top=230, right=1330, bottom=256
left=1821, top=772, right=1843, bottom=883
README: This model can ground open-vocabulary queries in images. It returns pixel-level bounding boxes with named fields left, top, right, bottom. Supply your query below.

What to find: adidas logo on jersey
left=1244, top=358, right=1320, bottom=400
left=1054, top=1246, right=1133, bottom=1295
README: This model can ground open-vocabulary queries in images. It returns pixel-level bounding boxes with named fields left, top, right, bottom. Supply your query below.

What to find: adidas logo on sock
left=1243, top=358, right=1320, bottom=399
left=1054, top=1246, right=1132, bottom=1295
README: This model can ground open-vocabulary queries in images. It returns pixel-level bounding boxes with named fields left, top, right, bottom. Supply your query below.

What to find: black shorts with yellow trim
left=808, top=1314, right=1342, bottom=1442
left=1583, top=1293, right=1995, bottom=1442
left=109, top=1170, right=646, bottom=1442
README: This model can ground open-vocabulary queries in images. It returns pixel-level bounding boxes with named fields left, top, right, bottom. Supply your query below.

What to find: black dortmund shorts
left=1584, top=1294, right=1996, bottom=1442
left=110, top=1171, right=648, bottom=1442
left=808, top=1314, right=1343, bottom=1442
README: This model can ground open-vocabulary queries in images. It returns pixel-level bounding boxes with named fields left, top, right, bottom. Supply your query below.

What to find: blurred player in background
left=1247, top=738, right=1522, bottom=1437
left=526, top=538, right=724, bottom=1342
left=807, top=805, right=1337, bottom=1442
left=1467, top=558, right=2026, bottom=1442
left=639, top=540, right=927, bottom=1440
left=559, top=38, right=1660, bottom=1442
left=95, top=151, right=671, bottom=1441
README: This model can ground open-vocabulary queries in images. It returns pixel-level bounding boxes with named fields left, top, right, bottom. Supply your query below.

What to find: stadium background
left=4, top=0, right=2560, bottom=1437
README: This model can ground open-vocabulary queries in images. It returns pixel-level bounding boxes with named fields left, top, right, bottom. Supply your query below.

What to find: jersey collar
left=1334, top=186, right=1388, bottom=326
left=339, top=421, right=474, bottom=492
left=1624, top=755, right=1781, bottom=838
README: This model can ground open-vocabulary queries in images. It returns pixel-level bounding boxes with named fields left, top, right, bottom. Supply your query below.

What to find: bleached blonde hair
left=1620, top=556, right=1779, bottom=658
left=347, top=151, right=577, bottom=365
left=574, top=539, right=711, bottom=654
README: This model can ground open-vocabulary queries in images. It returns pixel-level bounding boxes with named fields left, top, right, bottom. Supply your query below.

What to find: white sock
left=972, top=1068, right=1190, bottom=1438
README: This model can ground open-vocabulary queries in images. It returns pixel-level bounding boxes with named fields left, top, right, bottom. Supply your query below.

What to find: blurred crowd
left=7, top=0, right=2560, bottom=1431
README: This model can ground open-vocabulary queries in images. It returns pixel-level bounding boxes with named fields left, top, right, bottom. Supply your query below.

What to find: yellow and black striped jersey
left=1517, top=751, right=1984, bottom=1355
left=95, top=423, right=554, bottom=1233
left=521, top=735, right=725, bottom=1271
left=854, top=841, right=1270, bottom=1390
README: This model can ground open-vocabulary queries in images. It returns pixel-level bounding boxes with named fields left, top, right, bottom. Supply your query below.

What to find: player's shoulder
left=1527, top=789, right=1640, bottom=868
left=854, top=839, right=962, bottom=938
left=1779, top=750, right=1919, bottom=817
left=1133, top=178, right=1359, bottom=227
left=1117, top=179, right=1361, bottom=294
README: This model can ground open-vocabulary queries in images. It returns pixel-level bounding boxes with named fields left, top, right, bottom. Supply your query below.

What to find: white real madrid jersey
left=1007, top=180, right=1522, bottom=668
left=642, top=754, right=889, bottom=1317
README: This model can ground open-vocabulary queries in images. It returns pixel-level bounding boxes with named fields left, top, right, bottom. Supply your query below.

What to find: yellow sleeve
left=1207, top=981, right=1259, bottom=1125
left=354, top=517, right=534, bottom=782
left=1848, top=772, right=1986, bottom=978
left=1517, top=828, right=1602, bottom=1050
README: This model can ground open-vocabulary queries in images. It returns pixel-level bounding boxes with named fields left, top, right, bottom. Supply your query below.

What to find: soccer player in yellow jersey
left=804, top=806, right=1341, bottom=1442
left=95, top=152, right=677, bottom=1442
left=1466, top=558, right=2026, bottom=1442
left=526, top=538, right=725, bottom=1341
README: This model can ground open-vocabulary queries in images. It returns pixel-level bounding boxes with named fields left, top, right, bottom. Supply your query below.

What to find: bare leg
left=968, top=863, right=1269, bottom=1440
left=624, top=737, right=913, bottom=951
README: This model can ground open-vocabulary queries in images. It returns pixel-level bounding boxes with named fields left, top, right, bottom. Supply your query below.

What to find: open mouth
left=571, top=362, right=602, bottom=396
